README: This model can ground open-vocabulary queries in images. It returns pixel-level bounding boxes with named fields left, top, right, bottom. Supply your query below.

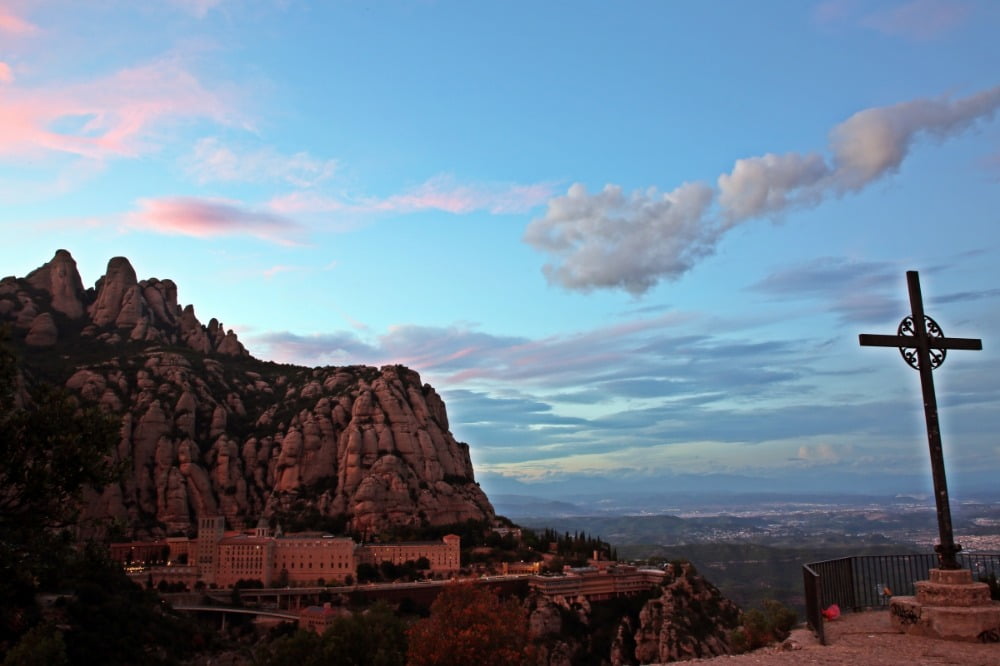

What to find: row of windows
left=284, top=561, right=350, bottom=570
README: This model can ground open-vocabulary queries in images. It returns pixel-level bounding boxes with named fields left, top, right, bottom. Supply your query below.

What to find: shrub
left=732, top=599, right=798, bottom=653
left=407, top=584, right=532, bottom=666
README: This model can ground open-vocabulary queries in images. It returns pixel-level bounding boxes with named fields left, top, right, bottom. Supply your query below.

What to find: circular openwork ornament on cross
left=897, top=315, right=946, bottom=370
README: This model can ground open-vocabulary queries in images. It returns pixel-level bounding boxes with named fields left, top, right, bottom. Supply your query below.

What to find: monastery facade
left=111, top=516, right=461, bottom=589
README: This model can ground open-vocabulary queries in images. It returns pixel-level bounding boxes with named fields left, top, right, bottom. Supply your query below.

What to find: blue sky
left=2, top=0, right=999, bottom=497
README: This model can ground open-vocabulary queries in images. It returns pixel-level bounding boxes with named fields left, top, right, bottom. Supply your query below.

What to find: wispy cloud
left=932, top=288, right=1000, bottom=305
left=0, top=57, right=240, bottom=162
left=127, top=196, right=303, bottom=244
left=171, top=0, right=225, bottom=18
left=187, top=137, right=337, bottom=187
left=240, top=283, right=999, bottom=480
left=248, top=331, right=382, bottom=366
left=0, top=7, right=39, bottom=34
left=525, top=86, right=1000, bottom=295
left=262, top=265, right=303, bottom=279
left=246, top=309, right=811, bottom=405
left=860, top=0, right=971, bottom=40
left=0, top=62, right=13, bottom=84
left=814, top=0, right=972, bottom=40
left=269, top=174, right=555, bottom=217
left=750, top=257, right=904, bottom=323
left=377, top=175, right=555, bottom=215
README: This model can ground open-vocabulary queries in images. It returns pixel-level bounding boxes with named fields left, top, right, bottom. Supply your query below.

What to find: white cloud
left=523, top=181, right=715, bottom=295
left=717, top=152, right=829, bottom=222
left=829, top=88, right=1000, bottom=189
left=796, top=443, right=842, bottom=464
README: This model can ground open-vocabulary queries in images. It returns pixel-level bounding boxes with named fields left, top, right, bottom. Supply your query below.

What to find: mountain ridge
left=1, top=250, right=495, bottom=538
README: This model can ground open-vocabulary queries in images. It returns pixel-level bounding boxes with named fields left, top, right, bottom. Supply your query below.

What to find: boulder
left=25, top=312, right=57, bottom=346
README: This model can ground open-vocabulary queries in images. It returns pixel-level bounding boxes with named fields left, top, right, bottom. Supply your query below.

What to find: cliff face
left=524, top=563, right=741, bottom=665
left=0, top=251, right=495, bottom=537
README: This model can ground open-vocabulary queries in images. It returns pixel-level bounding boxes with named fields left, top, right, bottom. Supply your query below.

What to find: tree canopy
left=0, top=334, right=119, bottom=536
left=0, top=333, right=191, bottom=664
left=261, top=603, right=406, bottom=666
left=406, top=583, right=532, bottom=666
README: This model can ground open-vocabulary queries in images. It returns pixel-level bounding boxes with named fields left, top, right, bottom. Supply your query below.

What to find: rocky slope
left=618, top=562, right=742, bottom=664
left=0, top=250, right=495, bottom=537
left=525, top=563, right=742, bottom=665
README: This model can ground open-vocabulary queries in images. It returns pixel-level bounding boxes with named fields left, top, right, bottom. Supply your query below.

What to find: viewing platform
left=803, top=552, right=1000, bottom=645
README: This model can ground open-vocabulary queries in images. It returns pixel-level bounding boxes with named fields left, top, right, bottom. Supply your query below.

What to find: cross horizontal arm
left=858, top=334, right=983, bottom=350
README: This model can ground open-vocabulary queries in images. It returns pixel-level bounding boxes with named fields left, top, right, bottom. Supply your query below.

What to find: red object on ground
left=822, top=603, right=841, bottom=621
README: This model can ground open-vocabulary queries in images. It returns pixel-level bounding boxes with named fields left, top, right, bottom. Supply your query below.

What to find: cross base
left=889, top=569, right=1000, bottom=642
left=935, top=542, right=963, bottom=570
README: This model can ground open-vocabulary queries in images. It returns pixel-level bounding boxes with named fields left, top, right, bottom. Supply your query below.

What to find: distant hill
left=489, top=493, right=587, bottom=517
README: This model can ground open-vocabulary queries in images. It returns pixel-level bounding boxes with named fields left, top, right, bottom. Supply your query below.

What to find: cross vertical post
left=859, top=271, right=982, bottom=570
left=905, top=273, right=957, bottom=569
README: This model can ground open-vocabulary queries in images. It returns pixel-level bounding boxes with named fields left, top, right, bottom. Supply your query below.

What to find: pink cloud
left=0, top=62, right=12, bottom=84
left=0, top=7, right=39, bottom=34
left=127, top=196, right=303, bottom=245
left=0, top=58, right=239, bottom=161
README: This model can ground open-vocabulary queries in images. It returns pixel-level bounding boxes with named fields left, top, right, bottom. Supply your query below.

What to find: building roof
left=218, top=535, right=273, bottom=546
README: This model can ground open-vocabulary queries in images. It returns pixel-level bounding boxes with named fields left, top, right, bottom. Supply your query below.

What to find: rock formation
left=524, top=563, right=742, bottom=665
left=619, top=562, right=742, bottom=664
left=1, top=251, right=495, bottom=537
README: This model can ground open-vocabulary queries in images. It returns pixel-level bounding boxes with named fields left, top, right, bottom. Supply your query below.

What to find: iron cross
left=859, top=271, right=982, bottom=570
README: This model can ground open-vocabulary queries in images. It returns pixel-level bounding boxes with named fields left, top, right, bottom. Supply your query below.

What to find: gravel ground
left=672, top=610, right=1000, bottom=666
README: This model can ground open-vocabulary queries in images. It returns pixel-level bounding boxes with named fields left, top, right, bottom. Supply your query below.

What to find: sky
left=2, top=0, right=999, bottom=499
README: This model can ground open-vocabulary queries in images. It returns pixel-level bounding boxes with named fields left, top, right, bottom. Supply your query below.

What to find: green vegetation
left=356, top=559, right=429, bottom=583
left=260, top=602, right=406, bottom=666
left=268, top=502, right=352, bottom=536
left=1, top=623, right=68, bottom=666
left=731, top=599, right=798, bottom=653
left=525, top=527, right=616, bottom=564
left=622, top=541, right=916, bottom=611
left=583, top=589, right=661, bottom=665
left=0, top=332, right=213, bottom=664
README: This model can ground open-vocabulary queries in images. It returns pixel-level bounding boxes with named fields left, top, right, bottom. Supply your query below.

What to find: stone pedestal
left=890, top=568, right=1000, bottom=642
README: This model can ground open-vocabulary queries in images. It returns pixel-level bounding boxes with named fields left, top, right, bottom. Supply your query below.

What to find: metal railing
left=802, top=563, right=825, bottom=645
left=802, top=552, right=1000, bottom=645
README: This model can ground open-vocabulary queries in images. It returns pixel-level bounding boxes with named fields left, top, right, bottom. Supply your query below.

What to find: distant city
left=497, top=491, right=1000, bottom=551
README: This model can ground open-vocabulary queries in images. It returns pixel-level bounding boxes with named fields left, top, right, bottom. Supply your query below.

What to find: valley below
left=504, top=491, right=1000, bottom=611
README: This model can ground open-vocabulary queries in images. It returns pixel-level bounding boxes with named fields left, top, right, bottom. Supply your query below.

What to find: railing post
left=802, top=564, right=826, bottom=646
